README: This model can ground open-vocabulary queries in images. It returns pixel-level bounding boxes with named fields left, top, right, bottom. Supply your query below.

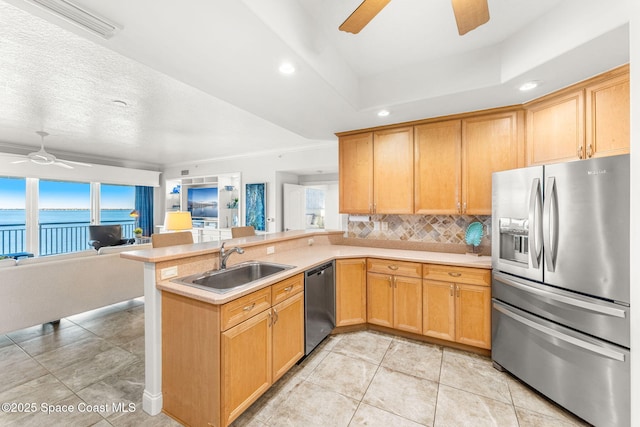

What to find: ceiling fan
left=10, top=131, right=91, bottom=169
left=339, top=0, right=490, bottom=36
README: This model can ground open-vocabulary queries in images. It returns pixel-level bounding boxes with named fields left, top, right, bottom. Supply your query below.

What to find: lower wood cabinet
left=271, top=291, right=305, bottom=381
left=221, top=309, right=272, bottom=424
left=335, top=258, right=367, bottom=326
left=367, top=259, right=422, bottom=334
left=162, top=273, right=304, bottom=427
left=423, top=264, right=491, bottom=349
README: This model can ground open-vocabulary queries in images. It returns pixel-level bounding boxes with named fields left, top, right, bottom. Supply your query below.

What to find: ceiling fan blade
left=53, top=161, right=74, bottom=169
left=61, top=159, right=92, bottom=167
left=339, top=0, right=391, bottom=34
left=451, top=0, right=490, bottom=36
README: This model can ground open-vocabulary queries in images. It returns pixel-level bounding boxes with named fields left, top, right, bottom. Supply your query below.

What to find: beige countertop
left=156, top=243, right=492, bottom=305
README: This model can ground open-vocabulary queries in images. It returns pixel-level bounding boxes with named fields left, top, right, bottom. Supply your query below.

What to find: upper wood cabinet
left=414, top=120, right=461, bottom=214
left=373, top=127, right=414, bottom=214
left=585, top=71, right=630, bottom=159
left=339, top=127, right=413, bottom=214
left=414, top=111, right=521, bottom=215
left=526, top=90, right=585, bottom=165
left=461, top=111, right=521, bottom=215
left=339, top=132, right=373, bottom=214
left=526, top=65, right=629, bottom=165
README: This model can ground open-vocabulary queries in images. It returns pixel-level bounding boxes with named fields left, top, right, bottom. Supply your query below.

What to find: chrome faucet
left=219, top=242, right=244, bottom=269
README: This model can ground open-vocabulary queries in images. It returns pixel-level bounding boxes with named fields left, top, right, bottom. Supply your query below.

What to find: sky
left=0, top=178, right=134, bottom=209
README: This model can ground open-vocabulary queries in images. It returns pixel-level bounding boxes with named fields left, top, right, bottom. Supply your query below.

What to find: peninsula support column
left=142, top=262, right=163, bottom=415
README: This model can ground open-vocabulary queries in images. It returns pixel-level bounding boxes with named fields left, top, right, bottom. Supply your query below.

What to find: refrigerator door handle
left=543, top=176, right=559, bottom=272
left=528, top=178, right=543, bottom=269
left=493, top=272, right=627, bottom=318
left=493, top=303, right=626, bottom=362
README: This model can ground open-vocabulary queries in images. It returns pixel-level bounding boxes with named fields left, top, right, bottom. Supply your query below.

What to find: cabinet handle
left=577, top=145, right=583, bottom=159
left=373, top=203, right=377, bottom=213
left=273, top=308, right=279, bottom=324
left=448, top=272, right=462, bottom=277
left=462, top=202, right=467, bottom=214
left=268, top=311, right=273, bottom=327
left=388, top=276, right=393, bottom=287
left=456, top=202, right=461, bottom=214
left=393, top=276, right=397, bottom=288
left=450, top=284, right=454, bottom=297
left=283, top=286, right=293, bottom=292
left=587, top=143, right=593, bottom=158
left=387, top=264, right=399, bottom=271
left=456, top=285, right=460, bottom=298
left=243, top=303, right=256, bottom=312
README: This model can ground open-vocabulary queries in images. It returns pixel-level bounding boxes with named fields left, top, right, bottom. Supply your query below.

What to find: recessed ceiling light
left=377, top=109, right=390, bottom=117
left=279, top=63, right=296, bottom=74
left=519, top=81, right=540, bottom=91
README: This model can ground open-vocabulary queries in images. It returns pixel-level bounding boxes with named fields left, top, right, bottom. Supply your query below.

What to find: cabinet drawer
left=271, top=273, right=304, bottom=305
left=221, top=287, right=272, bottom=331
left=423, top=264, right=490, bottom=286
left=367, top=258, right=422, bottom=278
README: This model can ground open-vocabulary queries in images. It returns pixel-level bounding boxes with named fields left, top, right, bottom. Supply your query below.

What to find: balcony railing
left=0, top=221, right=135, bottom=256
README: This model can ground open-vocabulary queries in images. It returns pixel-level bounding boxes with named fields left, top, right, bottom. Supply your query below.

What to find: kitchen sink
left=172, top=261, right=295, bottom=294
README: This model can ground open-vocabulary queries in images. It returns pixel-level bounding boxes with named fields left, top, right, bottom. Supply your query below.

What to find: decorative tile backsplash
left=347, top=214, right=492, bottom=246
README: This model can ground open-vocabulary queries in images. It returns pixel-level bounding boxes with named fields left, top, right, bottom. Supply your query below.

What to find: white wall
left=629, top=3, right=639, bottom=425
left=162, top=143, right=337, bottom=232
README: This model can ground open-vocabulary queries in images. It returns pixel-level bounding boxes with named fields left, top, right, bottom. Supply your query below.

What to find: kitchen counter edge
left=155, top=244, right=492, bottom=306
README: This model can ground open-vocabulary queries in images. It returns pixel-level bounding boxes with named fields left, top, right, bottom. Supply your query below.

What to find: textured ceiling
left=0, top=0, right=631, bottom=170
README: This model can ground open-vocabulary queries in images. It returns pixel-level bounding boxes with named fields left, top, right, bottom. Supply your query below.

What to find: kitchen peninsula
left=121, top=230, right=491, bottom=426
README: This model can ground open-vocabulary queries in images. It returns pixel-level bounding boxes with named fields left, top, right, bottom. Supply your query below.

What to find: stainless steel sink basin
left=172, top=261, right=295, bottom=294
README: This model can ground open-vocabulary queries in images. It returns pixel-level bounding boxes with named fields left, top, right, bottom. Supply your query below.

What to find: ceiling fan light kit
left=9, top=130, right=91, bottom=169
left=339, top=0, right=490, bottom=36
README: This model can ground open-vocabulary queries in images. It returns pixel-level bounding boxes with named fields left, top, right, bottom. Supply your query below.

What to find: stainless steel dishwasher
left=304, top=261, right=335, bottom=355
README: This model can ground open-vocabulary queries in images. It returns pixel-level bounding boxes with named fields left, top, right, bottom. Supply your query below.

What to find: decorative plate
left=465, top=222, right=484, bottom=247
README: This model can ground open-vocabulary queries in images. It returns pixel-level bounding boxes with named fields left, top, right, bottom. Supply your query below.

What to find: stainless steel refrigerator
left=491, top=154, right=630, bottom=427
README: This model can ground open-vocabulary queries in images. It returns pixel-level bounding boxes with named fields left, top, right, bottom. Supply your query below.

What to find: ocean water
left=0, top=209, right=135, bottom=255
left=0, top=209, right=132, bottom=226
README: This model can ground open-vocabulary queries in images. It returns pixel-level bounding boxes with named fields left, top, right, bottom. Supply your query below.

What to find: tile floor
left=0, top=299, right=589, bottom=427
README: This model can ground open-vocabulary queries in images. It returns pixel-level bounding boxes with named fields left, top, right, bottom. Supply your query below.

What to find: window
left=0, top=177, right=26, bottom=255
left=39, top=180, right=90, bottom=255
left=100, top=184, right=136, bottom=237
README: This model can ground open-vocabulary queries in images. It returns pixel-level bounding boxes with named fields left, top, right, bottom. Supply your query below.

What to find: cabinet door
left=272, top=292, right=304, bottom=382
left=366, top=272, right=394, bottom=328
left=373, top=127, right=414, bottom=214
left=526, top=90, right=585, bottom=165
left=393, top=276, right=422, bottom=334
left=335, top=259, right=367, bottom=327
left=462, top=111, right=521, bottom=214
left=339, top=133, right=373, bottom=213
left=414, top=120, right=462, bottom=214
left=423, top=280, right=455, bottom=341
left=221, top=309, right=272, bottom=426
left=585, top=71, right=630, bottom=159
left=455, top=284, right=491, bottom=349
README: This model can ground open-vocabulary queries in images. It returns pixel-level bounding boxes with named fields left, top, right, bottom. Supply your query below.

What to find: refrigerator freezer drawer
left=492, top=300, right=630, bottom=427
left=493, top=271, right=629, bottom=348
